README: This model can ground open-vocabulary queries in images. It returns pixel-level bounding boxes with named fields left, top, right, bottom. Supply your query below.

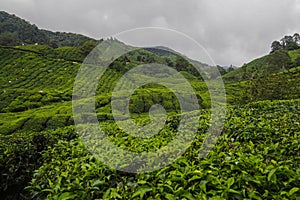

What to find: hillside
left=222, top=46, right=300, bottom=104
left=0, top=41, right=213, bottom=135
left=223, top=33, right=300, bottom=82
left=226, top=65, right=300, bottom=104
left=0, top=11, right=98, bottom=47
left=223, top=49, right=300, bottom=81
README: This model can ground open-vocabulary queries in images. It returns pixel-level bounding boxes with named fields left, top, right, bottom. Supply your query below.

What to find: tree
left=227, top=65, right=235, bottom=72
left=270, top=34, right=300, bottom=53
left=0, top=31, right=20, bottom=46
left=280, top=36, right=293, bottom=48
left=286, top=42, right=299, bottom=50
left=293, top=33, right=300, bottom=45
left=270, top=41, right=282, bottom=53
left=280, top=35, right=299, bottom=50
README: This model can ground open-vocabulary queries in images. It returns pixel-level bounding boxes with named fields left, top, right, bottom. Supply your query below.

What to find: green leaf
left=165, top=193, right=176, bottom=200
left=289, top=187, right=299, bottom=196
left=227, top=177, right=234, bottom=188
left=132, top=186, right=152, bottom=199
left=229, top=189, right=241, bottom=195
left=103, top=188, right=122, bottom=199
left=58, top=192, right=77, bottom=200
left=180, top=191, right=196, bottom=200
left=188, top=175, right=202, bottom=183
left=200, top=180, right=208, bottom=193
left=91, top=179, right=105, bottom=187
left=137, top=180, right=147, bottom=185
left=267, top=169, right=277, bottom=182
left=209, top=196, right=226, bottom=200
left=41, top=189, right=53, bottom=193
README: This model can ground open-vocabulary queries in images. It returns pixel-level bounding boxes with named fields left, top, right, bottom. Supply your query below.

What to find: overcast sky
left=1, top=0, right=300, bottom=66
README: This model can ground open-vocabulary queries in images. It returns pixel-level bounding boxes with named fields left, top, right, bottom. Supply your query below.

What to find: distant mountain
left=0, top=11, right=97, bottom=47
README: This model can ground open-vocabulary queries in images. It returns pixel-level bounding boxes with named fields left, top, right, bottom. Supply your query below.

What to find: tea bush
left=26, top=99, right=300, bottom=199
left=0, top=126, right=77, bottom=199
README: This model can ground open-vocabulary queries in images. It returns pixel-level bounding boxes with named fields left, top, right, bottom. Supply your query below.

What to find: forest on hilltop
left=0, top=11, right=99, bottom=47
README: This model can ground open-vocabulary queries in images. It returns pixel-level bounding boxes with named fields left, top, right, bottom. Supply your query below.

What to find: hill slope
left=223, top=49, right=300, bottom=81
left=0, top=41, right=212, bottom=135
left=222, top=48, right=300, bottom=104
left=0, top=11, right=97, bottom=47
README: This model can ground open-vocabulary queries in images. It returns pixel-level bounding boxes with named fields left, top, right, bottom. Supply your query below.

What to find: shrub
left=0, top=127, right=77, bottom=199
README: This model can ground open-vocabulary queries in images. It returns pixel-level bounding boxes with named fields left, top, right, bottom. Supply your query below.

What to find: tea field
left=0, top=99, right=299, bottom=199
left=0, top=41, right=300, bottom=199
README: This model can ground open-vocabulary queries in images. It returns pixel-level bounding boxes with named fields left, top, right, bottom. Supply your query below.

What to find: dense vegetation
left=0, top=12, right=300, bottom=200
left=0, top=11, right=98, bottom=47
left=1, top=100, right=299, bottom=199
left=270, top=33, right=300, bottom=53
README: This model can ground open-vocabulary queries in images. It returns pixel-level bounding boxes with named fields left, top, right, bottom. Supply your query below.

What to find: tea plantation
left=0, top=40, right=299, bottom=200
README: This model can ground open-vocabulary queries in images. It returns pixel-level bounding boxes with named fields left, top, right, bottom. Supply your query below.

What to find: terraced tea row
left=1, top=99, right=299, bottom=199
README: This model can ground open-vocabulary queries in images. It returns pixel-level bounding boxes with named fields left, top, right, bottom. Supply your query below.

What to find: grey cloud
left=1, top=0, right=300, bottom=66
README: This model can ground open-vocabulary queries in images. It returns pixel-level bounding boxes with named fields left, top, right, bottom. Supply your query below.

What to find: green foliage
left=23, top=99, right=300, bottom=199
left=54, top=46, right=85, bottom=62
left=226, top=66, right=300, bottom=104
left=216, top=65, right=227, bottom=75
left=80, top=40, right=98, bottom=57
left=175, top=55, right=199, bottom=76
left=0, top=102, right=74, bottom=135
left=0, top=11, right=98, bottom=47
left=295, top=57, right=300, bottom=67
left=223, top=47, right=300, bottom=83
left=0, top=31, right=20, bottom=46
left=0, top=47, right=79, bottom=112
left=270, top=33, right=300, bottom=53
left=268, top=50, right=291, bottom=71
left=270, top=41, right=282, bottom=53
left=0, top=11, right=48, bottom=46
left=15, top=44, right=56, bottom=56
left=0, top=127, right=77, bottom=199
